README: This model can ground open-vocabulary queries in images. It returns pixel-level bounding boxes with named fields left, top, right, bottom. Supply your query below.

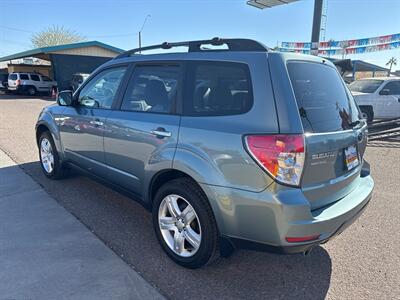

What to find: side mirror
left=380, top=89, right=390, bottom=96
left=57, top=90, right=73, bottom=106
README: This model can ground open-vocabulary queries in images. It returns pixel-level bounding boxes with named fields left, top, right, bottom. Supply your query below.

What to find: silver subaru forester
left=36, top=38, right=374, bottom=268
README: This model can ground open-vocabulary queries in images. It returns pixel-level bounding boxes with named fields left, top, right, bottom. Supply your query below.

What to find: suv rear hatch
left=287, top=60, right=367, bottom=210
left=8, top=73, right=19, bottom=89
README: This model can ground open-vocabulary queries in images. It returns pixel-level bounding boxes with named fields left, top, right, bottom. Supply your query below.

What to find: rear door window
left=42, top=76, right=52, bottom=81
left=287, top=61, right=359, bottom=133
left=30, top=74, right=40, bottom=81
left=183, top=61, right=253, bottom=116
left=20, top=74, right=29, bottom=80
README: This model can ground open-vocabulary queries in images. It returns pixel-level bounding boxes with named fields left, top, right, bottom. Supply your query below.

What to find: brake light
left=16, top=79, right=20, bottom=86
left=245, top=134, right=305, bottom=186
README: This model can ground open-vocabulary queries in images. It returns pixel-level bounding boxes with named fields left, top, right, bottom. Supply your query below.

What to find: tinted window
left=42, top=76, right=52, bottom=81
left=288, top=61, right=359, bottom=133
left=30, top=74, right=40, bottom=81
left=9, top=74, right=17, bottom=80
left=380, top=81, right=400, bottom=95
left=78, top=67, right=127, bottom=109
left=121, top=65, right=179, bottom=113
left=349, top=79, right=384, bottom=93
left=20, top=74, right=29, bottom=80
left=184, top=62, right=253, bottom=116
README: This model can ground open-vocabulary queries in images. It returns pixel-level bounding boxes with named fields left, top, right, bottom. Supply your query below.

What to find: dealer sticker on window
left=344, top=145, right=359, bottom=171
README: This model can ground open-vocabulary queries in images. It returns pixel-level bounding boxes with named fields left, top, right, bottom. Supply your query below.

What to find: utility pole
left=138, top=14, right=151, bottom=53
left=311, top=0, right=324, bottom=55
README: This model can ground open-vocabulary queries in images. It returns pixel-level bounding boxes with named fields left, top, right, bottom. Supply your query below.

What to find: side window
left=380, top=81, right=400, bottom=95
left=184, top=61, right=253, bottom=116
left=121, top=65, right=180, bottom=113
left=20, top=74, right=29, bottom=80
left=42, top=76, right=52, bottom=82
left=78, top=67, right=127, bottom=109
left=30, top=74, right=40, bottom=81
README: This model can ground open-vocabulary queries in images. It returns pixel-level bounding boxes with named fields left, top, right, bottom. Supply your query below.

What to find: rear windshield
left=9, top=74, right=18, bottom=80
left=288, top=61, right=359, bottom=133
left=349, top=79, right=383, bottom=93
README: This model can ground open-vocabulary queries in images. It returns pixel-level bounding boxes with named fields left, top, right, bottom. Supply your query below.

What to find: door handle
left=89, top=120, right=104, bottom=126
left=150, top=128, right=172, bottom=138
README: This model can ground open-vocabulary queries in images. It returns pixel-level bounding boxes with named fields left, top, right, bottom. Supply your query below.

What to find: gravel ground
left=0, top=95, right=399, bottom=300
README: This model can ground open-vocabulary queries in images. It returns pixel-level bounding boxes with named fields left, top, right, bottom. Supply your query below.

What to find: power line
left=0, top=26, right=34, bottom=33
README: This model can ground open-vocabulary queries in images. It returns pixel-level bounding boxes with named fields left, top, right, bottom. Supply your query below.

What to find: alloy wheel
left=158, top=194, right=202, bottom=257
left=40, top=138, right=54, bottom=173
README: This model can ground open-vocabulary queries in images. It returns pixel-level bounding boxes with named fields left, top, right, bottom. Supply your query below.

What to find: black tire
left=360, top=106, right=373, bottom=123
left=38, top=131, right=67, bottom=179
left=27, top=86, right=36, bottom=96
left=152, top=178, right=219, bottom=268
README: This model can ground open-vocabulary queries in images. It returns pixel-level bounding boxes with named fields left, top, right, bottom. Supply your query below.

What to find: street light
left=138, top=14, right=151, bottom=52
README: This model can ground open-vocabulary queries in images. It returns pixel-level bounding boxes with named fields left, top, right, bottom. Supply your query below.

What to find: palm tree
left=386, top=57, right=397, bottom=76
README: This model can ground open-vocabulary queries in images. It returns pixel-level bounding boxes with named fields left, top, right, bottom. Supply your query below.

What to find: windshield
left=349, top=79, right=383, bottom=93
left=288, top=61, right=359, bottom=133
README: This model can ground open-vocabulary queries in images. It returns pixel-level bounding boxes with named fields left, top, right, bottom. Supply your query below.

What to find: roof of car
left=357, top=77, right=400, bottom=81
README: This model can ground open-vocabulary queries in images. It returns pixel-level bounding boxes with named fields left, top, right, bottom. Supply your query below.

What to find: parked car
left=35, top=38, right=374, bottom=268
left=349, top=77, right=400, bottom=122
left=70, top=73, right=90, bottom=92
left=8, top=72, right=57, bottom=96
left=0, top=73, right=8, bottom=91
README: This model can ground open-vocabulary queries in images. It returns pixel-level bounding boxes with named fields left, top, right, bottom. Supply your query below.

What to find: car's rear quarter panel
left=173, top=52, right=278, bottom=192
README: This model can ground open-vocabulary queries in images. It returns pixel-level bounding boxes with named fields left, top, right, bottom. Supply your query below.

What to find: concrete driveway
left=0, top=95, right=399, bottom=299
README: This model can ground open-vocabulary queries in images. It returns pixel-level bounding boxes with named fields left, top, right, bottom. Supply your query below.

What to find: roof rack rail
left=115, top=37, right=269, bottom=59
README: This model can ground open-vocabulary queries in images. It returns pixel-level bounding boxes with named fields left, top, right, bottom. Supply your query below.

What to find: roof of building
left=352, top=60, right=389, bottom=72
left=0, top=41, right=124, bottom=62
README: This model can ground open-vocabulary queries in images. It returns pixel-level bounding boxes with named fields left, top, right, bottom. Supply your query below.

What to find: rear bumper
left=200, top=164, right=374, bottom=254
left=227, top=191, right=371, bottom=254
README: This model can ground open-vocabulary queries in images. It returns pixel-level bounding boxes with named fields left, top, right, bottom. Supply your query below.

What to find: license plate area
left=344, top=145, right=359, bottom=170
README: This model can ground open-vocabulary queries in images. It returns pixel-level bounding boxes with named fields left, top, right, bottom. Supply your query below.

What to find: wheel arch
left=148, top=168, right=226, bottom=238
left=35, top=118, right=64, bottom=160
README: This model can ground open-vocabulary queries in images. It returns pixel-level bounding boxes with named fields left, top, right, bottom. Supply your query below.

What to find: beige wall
left=355, top=71, right=389, bottom=80
left=52, top=46, right=119, bottom=58
left=7, top=65, right=52, bottom=78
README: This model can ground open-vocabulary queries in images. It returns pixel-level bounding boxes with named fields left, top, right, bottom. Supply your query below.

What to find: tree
left=31, top=25, right=86, bottom=48
left=386, top=57, right=397, bottom=76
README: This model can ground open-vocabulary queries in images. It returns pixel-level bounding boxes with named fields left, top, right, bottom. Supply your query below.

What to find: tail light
left=244, top=134, right=305, bottom=186
left=16, top=79, right=20, bottom=86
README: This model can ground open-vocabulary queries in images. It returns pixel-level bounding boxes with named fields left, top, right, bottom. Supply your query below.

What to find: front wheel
left=38, top=131, right=67, bottom=179
left=152, top=178, right=219, bottom=268
left=360, top=107, right=373, bottom=123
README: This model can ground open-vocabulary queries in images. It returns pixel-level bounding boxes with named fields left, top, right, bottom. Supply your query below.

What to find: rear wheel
left=38, top=131, right=67, bottom=179
left=27, top=86, right=36, bottom=96
left=152, top=178, right=219, bottom=268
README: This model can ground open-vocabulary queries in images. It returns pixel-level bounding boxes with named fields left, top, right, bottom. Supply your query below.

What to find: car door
left=59, top=66, right=128, bottom=174
left=41, top=75, right=55, bottom=90
left=104, top=63, right=182, bottom=197
left=377, top=80, right=400, bottom=118
left=29, top=74, right=45, bottom=92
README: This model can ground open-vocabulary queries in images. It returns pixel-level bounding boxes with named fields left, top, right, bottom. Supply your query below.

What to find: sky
left=0, top=0, right=399, bottom=70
